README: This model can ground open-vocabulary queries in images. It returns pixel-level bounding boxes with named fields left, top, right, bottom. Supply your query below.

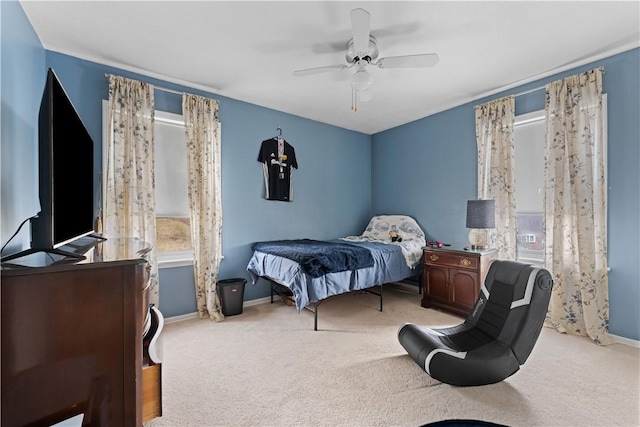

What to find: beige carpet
left=145, top=284, right=639, bottom=427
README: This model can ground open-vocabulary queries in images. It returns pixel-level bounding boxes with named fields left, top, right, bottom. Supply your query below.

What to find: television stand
left=0, top=234, right=107, bottom=264
left=0, top=246, right=86, bottom=263
left=88, top=232, right=107, bottom=241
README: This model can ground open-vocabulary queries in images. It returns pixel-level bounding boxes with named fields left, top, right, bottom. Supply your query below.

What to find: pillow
left=361, top=215, right=426, bottom=245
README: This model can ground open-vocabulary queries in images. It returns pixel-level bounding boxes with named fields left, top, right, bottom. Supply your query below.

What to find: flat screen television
left=1, top=68, right=99, bottom=262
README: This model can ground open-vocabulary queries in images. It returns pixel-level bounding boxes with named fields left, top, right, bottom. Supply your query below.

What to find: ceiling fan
left=293, top=8, right=439, bottom=111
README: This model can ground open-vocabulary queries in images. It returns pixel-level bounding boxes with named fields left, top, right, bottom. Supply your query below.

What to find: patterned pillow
left=361, top=215, right=426, bottom=244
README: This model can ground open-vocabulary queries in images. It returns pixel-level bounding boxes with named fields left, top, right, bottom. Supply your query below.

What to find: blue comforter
left=251, top=239, right=373, bottom=278
left=247, top=240, right=415, bottom=311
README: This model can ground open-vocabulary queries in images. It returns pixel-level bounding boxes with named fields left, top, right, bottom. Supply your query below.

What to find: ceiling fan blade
left=292, top=64, right=348, bottom=77
left=375, top=53, right=440, bottom=69
left=350, top=8, right=370, bottom=54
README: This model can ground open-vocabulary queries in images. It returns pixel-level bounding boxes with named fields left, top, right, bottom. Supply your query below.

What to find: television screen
left=33, top=68, right=95, bottom=250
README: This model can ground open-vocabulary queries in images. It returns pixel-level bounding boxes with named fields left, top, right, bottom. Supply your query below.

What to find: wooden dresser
left=421, top=246, right=497, bottom=317
left=1, top=238, right=161, bottom=427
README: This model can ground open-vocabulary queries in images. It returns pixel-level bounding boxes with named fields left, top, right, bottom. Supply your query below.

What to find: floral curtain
left=543, top=68, right=611, bottom=345
left=182, top=94, right=224, bottom=321
left=104, top=75, right=158, bottom=305
left=475, top=95, right=517, bottom=259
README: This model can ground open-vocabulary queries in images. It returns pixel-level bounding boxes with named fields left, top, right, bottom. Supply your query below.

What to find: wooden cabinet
left=1, top=238, right=159, bottom=427
left=421, top=247, right=496, bottom=317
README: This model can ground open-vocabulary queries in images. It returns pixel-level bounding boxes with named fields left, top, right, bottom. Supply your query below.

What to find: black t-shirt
left=258, top=138, right=298, bottom=201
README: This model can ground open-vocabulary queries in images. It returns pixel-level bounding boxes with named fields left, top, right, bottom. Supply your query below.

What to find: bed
left=246, top=215, right=426, bottom=330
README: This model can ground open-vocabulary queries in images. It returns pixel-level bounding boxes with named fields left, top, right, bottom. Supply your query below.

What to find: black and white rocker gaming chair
left=398, top=260, right=553, bottom=386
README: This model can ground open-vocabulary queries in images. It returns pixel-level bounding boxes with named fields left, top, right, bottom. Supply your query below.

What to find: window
left=514, top=110, right=545, bottom=266
left=154, top=110, right=193, bottom=267
left=102, top=102, right=192, bottom=268
left=513, top=95, right=607, bottom=267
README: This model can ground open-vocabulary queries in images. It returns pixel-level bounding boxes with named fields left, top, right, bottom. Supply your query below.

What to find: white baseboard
left=164, top=312, right=199, bottom=324
left=243, top=296, right=272, bottom=307
left=610, top=333, right=640, bottom=348
left=164, top=296, right=273, bottom=324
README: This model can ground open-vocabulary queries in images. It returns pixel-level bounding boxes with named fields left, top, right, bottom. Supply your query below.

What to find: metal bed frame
left=265, top=277, right=384, bottom=331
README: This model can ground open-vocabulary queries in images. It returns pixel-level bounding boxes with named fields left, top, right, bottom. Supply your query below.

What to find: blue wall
left=372, top=49, right=640, bottom=341
left=39, top=50, right=373, bottom=317
left=42, top=53, right=371, bottom=318
left=2, top=0, right=372, bottom=318
left=1, top=0, right=45, bottom=254
left=3, top=1, right=638, bottom=340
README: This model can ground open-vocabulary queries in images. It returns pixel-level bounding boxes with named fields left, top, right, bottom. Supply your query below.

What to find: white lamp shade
left=351, top=68, right=373, bottom=91
left=359, top=89, right=373, bottom=102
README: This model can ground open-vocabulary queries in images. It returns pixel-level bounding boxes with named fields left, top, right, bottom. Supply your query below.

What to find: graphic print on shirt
left=257, top=138, right=298, bottom=201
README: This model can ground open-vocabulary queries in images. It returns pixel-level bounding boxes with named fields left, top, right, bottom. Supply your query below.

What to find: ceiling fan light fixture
left=292, top=8, right=439, bottom=112
left=359, top=89, right=373, bottom=102
left=351, top=67, right=373, bottom=91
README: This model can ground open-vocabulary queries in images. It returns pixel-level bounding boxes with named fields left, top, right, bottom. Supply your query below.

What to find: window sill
left=158, top=252, right=193, bottom=269
left=157, top=251, right=223, bottom=269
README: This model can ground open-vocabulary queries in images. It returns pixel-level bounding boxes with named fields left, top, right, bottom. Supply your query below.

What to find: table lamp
left=466, top=199, right=495, bottom=250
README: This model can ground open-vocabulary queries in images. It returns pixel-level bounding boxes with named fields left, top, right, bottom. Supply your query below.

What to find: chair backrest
left=465, top=260, right=553, bottom=364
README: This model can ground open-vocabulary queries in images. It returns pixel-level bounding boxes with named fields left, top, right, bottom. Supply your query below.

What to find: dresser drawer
left=142, top=364, right=162, bottom=422
left=423, top=250, right=478, bottom=270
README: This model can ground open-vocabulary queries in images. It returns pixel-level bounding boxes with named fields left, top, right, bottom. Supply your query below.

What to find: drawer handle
left=460, top=258, right=471, bottom=266
left=429, top=254, right=439, bottom=262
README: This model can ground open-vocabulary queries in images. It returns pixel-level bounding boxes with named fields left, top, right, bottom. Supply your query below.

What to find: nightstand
left=421, top=246, right=497, bottom=317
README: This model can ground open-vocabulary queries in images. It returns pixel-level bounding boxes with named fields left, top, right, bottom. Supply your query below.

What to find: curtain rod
left=474, top=67, right=606, bottom=108
left=511, top=85, right=545, bottom=98
left=510, top=66, right=606, bottom=99
left=153, top=86, right=183, bottom=96
left=104, top=73, right=184, bottom=96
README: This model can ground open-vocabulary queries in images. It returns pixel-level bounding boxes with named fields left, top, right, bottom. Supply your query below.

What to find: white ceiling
left=20, top=1, right=640, bottom=135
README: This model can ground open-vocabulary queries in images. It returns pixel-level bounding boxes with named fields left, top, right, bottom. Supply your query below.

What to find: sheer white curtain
left=475, top=95, right=517, bottom=259
left=543, top=68, right=611, bottom=345
left=104, top=75, right=158, bottom=304
left=182, top=94, right=224, bottom=321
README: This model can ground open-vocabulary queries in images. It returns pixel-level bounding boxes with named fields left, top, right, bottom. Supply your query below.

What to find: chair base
left=398, top=323, right=520, bottom=387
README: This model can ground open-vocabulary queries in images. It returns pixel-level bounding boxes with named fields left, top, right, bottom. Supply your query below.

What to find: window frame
left=512, top=94, right=608, bottom=267
left=513, top=109, right=545, bottom=265
left=101, top=101, right=194, bottom=269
